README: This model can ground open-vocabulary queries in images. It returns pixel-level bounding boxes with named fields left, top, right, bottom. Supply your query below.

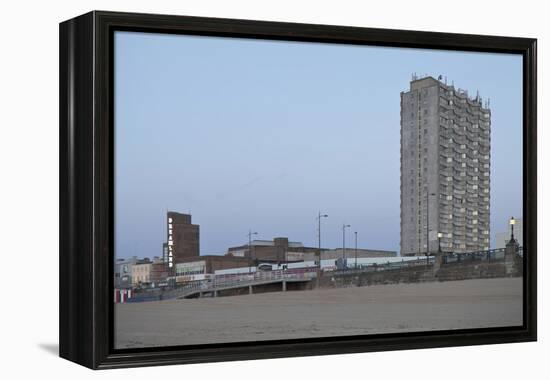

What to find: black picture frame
left=59, top=10, right=537, bottom=369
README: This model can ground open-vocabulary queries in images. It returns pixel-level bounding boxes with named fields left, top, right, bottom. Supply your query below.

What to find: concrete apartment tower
left=400, top=76, right=491, bottom=256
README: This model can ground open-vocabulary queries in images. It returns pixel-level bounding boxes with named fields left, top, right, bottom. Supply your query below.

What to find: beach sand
left=115, top=277, right=522, bottom=348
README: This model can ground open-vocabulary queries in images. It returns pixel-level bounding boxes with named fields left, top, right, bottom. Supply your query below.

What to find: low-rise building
left=313, top=248, right=397, bottom=261
left=114, top=256, right=138, bottom=289
left=150, top=260, right=170, bottom=286
left=227, top=237, right=318, bottom=262
left=132, top=259, right=153, bottom=286
left=227, top=237, right=396, bottom=263
left=175, top=255, right=251, bottom=284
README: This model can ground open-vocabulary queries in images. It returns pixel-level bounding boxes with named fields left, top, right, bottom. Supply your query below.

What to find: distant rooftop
left=409, top=74, right=490, bottom=108
left=228, top=239, right=304, bottom=250
left=249, top=240, right=304, bottom=248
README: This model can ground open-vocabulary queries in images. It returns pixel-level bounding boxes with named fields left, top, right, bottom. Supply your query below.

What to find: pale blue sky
left=114, top=31, right=522, bottom=259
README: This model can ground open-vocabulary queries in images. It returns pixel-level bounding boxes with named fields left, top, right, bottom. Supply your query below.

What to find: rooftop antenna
left=445, top=76, right=447, bottom=85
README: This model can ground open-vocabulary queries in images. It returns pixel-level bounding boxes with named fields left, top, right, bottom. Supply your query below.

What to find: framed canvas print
left=59, top=11, right=537, bottom=369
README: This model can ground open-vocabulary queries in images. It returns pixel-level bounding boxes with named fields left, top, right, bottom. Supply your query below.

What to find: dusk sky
left=114, top=31, right=522, bottom=259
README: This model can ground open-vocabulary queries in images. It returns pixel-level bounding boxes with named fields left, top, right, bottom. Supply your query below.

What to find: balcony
left=452, top=217, right=466, bottom=225
left=465, top=131, right=479, bottom=141
left=439, top=140, right=452, bottom=149
left=439, top=101, right=451, bottom=110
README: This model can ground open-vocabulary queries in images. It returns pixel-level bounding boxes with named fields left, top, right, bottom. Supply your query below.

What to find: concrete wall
left=320, top=255, right=522, bottom=288
left=434, top=259, right=522, bottom=281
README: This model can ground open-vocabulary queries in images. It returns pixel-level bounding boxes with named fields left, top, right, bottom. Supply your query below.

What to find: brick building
left=166, top=211, right=200, bottom=267
left=175, top=255, right=251, bottom=283
left=227, top=237, right=318, bottom=263
left=150, top=261, right=170, bottom=285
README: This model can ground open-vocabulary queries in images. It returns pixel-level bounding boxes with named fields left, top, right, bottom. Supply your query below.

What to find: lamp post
left=354, top=231, right=358, bottom=269
left=509, top=216, right=516, bottom=243
left=426, top=191, right=436, bottom=265
left=437, top=232, right=442, bottom=254
left=316, top=212, right=328, bottom=288
left=247, top=230, right=258, bottom=274
left=342, top=224, right=351, bottom=268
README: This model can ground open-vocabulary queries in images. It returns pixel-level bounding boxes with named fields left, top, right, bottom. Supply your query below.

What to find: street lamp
left=342, top=224, right=351, bottom=268
left=247, top=230, right=258, bottom=273
left=316, top=212, right=328, bottom=288
left=354, top=231, right=358, bottom=269
left=437, top=232, right=443, bottom=254
left=509, top=217, right=516, bottom=243
left=426, top=191, right=436, bottom=264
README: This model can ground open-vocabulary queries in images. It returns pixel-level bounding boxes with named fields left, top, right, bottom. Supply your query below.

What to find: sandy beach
left=115, top=277, right=522, bottom=348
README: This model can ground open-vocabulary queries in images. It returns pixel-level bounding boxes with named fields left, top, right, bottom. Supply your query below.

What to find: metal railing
left=330, top=246, right=524, bottom=276
left=213, top=268, right=317, bottom=288
left=162, top=268, right=319, bottom=298
left=442, top=248, right=504, bottom=263
left=441, top=246, right=523, bottom=263
left=332, top=257, right=432, bottom=276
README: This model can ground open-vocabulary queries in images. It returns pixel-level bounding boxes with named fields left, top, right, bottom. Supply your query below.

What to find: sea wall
left=320, top=255, right=522, bottom=288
